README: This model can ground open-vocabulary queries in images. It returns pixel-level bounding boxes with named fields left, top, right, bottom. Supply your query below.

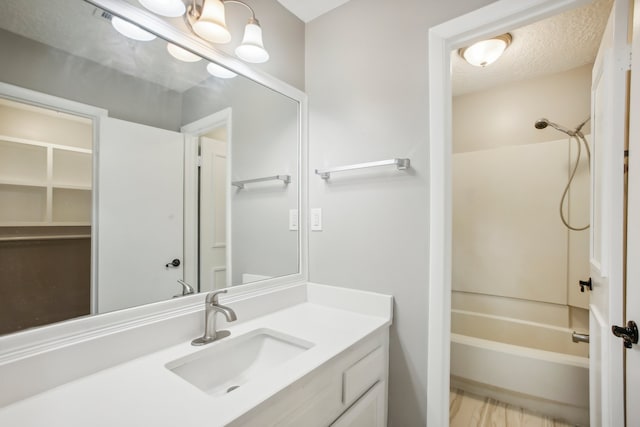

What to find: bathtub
left=450, top=310, right=590, bottom=426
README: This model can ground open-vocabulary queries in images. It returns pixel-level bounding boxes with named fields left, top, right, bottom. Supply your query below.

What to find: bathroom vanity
left=0, top=283, right=392, bottom=426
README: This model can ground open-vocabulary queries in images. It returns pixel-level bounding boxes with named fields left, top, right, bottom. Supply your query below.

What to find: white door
left=589, top=1, right=629, bottom=425
left=199, top=136, right=227, bottom=291
left=97, top=117, right=184, bottom=313
left=625, top=0, right=640, bottom=422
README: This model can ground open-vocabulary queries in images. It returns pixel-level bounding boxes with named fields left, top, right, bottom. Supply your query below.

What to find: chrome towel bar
left=232, top=174, right=291, bottom=189
left=315, top=158, right=410, bottom=180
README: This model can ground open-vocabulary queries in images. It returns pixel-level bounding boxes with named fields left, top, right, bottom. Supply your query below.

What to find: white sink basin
left=166, top=328, right=314, bottom=396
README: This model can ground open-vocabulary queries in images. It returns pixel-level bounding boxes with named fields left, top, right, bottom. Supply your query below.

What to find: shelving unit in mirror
left=0, top=135, right=92, bottom=226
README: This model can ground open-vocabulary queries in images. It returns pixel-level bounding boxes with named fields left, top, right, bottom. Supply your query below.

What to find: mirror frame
left=0, top=0, right=308, bottom=362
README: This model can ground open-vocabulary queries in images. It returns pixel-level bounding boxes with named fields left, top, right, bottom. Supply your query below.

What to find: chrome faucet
left=192, top=290, right=237, bottom=346
left=173, top=279, right=195, bottom=298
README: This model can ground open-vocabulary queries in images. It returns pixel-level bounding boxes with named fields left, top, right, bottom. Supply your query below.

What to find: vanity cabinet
left=228, top=330, right=389, bottom=427
left=331, top=381, right=386, bottom=427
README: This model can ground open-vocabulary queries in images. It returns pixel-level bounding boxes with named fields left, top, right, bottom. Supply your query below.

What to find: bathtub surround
left=450, top=66, right=592, bottom=423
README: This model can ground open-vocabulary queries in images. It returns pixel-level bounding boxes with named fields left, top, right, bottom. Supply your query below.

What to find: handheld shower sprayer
left=534, top=118, right=576, bottom=136
left=533, top=116, right=591, bottom=231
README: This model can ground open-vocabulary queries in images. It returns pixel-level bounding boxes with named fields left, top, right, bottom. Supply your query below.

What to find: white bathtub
left=450, top=311, right=590, bottom=426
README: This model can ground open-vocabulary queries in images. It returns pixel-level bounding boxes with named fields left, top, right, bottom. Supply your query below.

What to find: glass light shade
left=206, top=62, right=237, bottom=79
left=167, top=43, right=202, bottom=62
left=460, top=35, right=511, bottom=67
left=192, top=0, right=231, bottom=43
left=138, top=0, right=185, bottom=17
left=235, top=22, right=269, bottom=63
left=111, top=16, right=156, bottom=41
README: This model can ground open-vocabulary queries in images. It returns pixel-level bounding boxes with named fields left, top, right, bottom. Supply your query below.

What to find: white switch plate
left=311, top=208, right=322, bottom=231
left=289, top=209, right=298, bottom=231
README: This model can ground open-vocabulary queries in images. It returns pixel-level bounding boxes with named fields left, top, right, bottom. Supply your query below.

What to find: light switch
left=289, top=209, right=298, bottom=231
left=311, top=208, right=322, bottom=231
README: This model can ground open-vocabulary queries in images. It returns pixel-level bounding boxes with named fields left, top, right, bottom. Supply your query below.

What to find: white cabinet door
left=589, top=1, right=629, bottom=425
left=97, top=117, right=184, bottom=313
left=331, top=381, right=386, bottom=427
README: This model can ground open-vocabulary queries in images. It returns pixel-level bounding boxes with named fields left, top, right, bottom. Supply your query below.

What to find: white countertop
left=0, top=286, right=392, bottom=427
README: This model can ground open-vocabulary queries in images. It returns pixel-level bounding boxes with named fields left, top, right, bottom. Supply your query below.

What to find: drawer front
left=342, top=346, right=384, bottom=406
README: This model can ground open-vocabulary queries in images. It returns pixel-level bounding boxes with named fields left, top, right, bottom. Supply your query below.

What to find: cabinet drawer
left=342, top=346, right=384, bottom=405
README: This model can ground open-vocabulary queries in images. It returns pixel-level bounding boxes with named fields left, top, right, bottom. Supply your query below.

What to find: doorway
left=426, top=0, right=629, bottom=425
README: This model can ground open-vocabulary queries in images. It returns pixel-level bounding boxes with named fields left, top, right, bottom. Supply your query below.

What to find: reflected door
left=98, top=117, right=184, bottom=313
left=199, top=136, right=227, bottom=291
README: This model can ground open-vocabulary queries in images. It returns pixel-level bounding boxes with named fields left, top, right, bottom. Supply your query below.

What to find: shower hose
left=559, top=133, right=591, bottom=231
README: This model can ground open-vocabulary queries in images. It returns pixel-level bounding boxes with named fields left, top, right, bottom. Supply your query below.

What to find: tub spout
left=572, top=331, right=589, bottom=344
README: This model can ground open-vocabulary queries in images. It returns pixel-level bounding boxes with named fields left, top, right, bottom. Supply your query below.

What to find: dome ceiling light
left=459, top=33, right=512, bottom=67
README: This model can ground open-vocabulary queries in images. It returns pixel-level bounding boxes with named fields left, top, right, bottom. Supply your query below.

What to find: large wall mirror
left=0, top=0, right=305, bottom=338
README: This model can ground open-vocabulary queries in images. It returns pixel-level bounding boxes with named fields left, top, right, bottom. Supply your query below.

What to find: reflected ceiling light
left=138, top=0, right=186, bottom=17
left=167, top=43, right=202, bottom=62
left=206, top=62, right=237, bottom=79
left=184, top=0, right=269, bottom=63
left=111, top=16, right=157, bottom=41
left=459, top=33, right=512, bottom=67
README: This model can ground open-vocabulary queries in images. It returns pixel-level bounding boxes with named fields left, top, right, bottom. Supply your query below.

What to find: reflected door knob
left=165, top=258, right=180, bottom=268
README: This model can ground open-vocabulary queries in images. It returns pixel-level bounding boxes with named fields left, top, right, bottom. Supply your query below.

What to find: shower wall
left=452, top=65, right=591, bottom=354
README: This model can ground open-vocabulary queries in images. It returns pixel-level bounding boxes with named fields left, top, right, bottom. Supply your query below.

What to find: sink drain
left=226, top=385, right=240, bottom=393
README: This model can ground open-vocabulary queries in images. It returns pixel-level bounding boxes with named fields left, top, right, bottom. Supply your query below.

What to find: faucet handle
left=206, top=289, right=227, bottom=304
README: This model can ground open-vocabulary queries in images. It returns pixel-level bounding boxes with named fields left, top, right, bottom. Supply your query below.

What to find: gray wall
left=182, top=79, right=299, bottom=285
left=305, top=0, right=495, bottom=425
left=193, top=0, right=305, bottom=90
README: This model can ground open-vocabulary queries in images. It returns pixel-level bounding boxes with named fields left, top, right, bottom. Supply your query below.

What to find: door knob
left=165, top=258, right=181, bottom=268
left=579, top=278, right=592, bottom=292
left=612, top=320, right=638, bottom=349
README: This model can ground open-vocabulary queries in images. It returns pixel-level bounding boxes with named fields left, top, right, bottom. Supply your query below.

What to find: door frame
left=181, top=108, right=233, bottom=290
left=426, top=0, right=592, bottom=424
left=0, top=82, right=108, bottom=314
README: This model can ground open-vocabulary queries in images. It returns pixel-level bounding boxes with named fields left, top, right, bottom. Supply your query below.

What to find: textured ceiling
left=0, top=0, right=210, bottom=92
left=276, top=0, right=351, bottom=23
left=452, top=0, right=613, bottom=96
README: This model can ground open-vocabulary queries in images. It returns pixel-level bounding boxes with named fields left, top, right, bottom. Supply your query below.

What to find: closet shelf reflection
left=315, top=158, right=410, bottom=180
left=232, top=174, right=291, bottom=189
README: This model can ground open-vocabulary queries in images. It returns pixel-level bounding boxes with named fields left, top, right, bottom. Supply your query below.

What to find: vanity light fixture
left=138, top=0, right=270, bottom=63
left=206, top=62, right=238, bottom=78
left=111, top=16, right=157, bottom=41
left=459, top=33, right=512, bottom=67
left=167, top=43, right=202, bottom=62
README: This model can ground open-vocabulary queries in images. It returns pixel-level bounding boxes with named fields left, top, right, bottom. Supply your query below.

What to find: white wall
left=453, top=65, right=592, bottom=153
left=305, top=0, right=495, bottom=425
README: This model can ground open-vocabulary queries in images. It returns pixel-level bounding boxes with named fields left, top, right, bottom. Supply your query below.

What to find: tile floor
left=450, top=388, right=577, bottom=427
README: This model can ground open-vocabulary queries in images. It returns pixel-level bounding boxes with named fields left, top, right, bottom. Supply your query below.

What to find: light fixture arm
left=189, top=0, right=257, bottom=22
left=223, top=0, right=257, bottom=21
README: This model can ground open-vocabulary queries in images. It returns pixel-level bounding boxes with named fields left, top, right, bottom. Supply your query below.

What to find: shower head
left=534, top=118, right=575, bottom=136
left=534, top=118, right=550, bottom=130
